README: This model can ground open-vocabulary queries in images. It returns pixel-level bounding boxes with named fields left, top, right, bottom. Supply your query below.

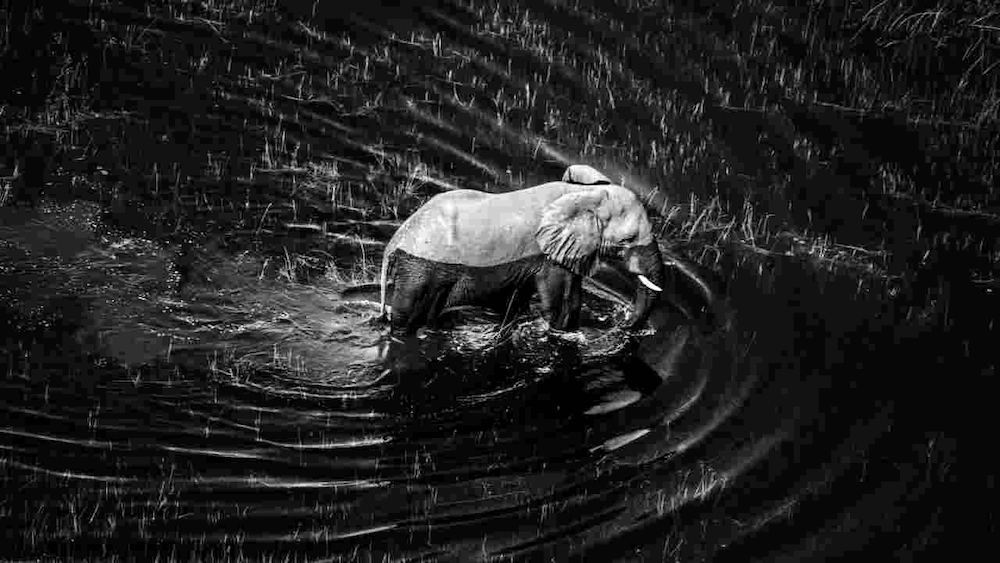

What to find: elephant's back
left=386, top=190, right=484, bottom=251
left=387, top=183, right=581, bottom=267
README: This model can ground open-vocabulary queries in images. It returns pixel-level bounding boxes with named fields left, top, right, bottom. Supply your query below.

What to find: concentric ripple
left=2, top=200, right=962, bottom=561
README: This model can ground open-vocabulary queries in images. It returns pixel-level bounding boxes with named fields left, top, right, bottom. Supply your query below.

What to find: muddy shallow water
left=1, top=199, right=974, bottom=560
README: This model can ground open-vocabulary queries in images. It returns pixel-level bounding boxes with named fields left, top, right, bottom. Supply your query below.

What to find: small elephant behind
left=379, top=165, right=710, bottom=336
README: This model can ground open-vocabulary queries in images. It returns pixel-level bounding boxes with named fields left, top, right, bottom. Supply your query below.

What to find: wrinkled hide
left=386, top=249, right=546, bottom=333
left=383, top=182, right=583, bottom=268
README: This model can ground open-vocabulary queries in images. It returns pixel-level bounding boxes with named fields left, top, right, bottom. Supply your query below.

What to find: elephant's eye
left=622, top=235, right=636, bottom=244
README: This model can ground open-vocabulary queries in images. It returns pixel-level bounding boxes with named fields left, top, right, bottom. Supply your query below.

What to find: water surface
left=1, top=198, right=973, bottom=561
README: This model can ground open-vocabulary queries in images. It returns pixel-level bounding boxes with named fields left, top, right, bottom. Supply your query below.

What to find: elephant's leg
left=393, top=281, right=454, bottom=334
left=388, top=252, right=432, bottom=335
left=389, top=279, right=421, bottom=335
left=536, top=264, right=582, bottom=330
left=535, top=265, right=559, bottom=325
left=389, top=252, right=458, bottom=335
left=562, top=273, right=582, bottom=328
left=422, top=281, right=455, bottom=327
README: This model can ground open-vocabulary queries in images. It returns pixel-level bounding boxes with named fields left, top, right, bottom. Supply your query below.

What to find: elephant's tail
left=379, top=250, right=394, bottom=320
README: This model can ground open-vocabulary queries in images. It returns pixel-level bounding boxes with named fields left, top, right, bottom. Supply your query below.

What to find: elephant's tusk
left=637, top=274, right=663, bottom=292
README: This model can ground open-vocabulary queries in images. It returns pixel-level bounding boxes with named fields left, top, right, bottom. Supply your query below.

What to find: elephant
left=379, top=165, right=713, bottom=335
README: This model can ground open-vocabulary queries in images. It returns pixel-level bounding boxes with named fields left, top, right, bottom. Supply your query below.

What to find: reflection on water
left=1, top=199, right=971, bottom=560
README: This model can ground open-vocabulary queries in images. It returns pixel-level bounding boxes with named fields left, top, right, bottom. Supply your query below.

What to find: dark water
left=1, top=1, right=991, bottom=560
left=1, top=198, right=979, bottom=561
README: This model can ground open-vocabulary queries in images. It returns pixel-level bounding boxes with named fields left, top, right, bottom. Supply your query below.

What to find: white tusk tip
left=637, top=275, right=663, bottom=292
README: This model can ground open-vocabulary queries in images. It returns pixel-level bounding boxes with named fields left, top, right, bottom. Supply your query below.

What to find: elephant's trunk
left=623, top=241, right=666, bottom=329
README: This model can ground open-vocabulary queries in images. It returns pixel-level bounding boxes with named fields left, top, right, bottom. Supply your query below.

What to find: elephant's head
left=536, top=185, right=666, bottom=329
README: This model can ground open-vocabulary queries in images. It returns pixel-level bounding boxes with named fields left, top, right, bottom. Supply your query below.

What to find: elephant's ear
left=562, top=164, right=612, bottom=185
left=536, top=190, right=606, bottom=274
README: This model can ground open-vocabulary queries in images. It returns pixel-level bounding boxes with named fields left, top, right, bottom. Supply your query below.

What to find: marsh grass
left=0, top=174, right=13, bottom=206
left=2, top=0, right=996, bottom=295
left=322, top=250, right=380, bottom=286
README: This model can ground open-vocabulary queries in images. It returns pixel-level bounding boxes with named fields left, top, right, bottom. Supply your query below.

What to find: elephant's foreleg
left=536, top=264, right=582, bottom=330
left=563, top=274, right=582, bottom=328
